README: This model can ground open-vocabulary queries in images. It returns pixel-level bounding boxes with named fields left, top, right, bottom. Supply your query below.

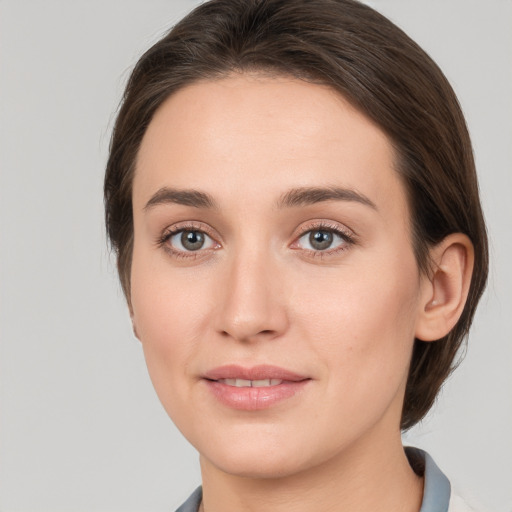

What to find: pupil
left=310, top=230, right=333, bottom=250
left=181, top=231, right=204, bottom=250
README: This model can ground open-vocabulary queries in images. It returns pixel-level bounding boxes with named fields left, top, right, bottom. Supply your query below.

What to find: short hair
left=104, top=0, right=488, bottom=429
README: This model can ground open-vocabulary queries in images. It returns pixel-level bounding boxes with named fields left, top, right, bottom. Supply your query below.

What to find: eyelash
left=293, top=221, right=356, bottom=258
left=157, top=221, right=356, bottom=260
left=157, top=221, right=219, bottom=260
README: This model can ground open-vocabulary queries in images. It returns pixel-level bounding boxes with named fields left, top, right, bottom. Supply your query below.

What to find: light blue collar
left=406, top=446, right=451, bottom=512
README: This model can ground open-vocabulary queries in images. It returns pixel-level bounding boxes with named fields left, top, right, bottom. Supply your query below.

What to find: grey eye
left=170, top=230, right=215, bottom=252
left=298, top=229, right=346, bottom=251
left=181, top=231, right=204, bottom=251
left=309, top=230, right=333, bottom=250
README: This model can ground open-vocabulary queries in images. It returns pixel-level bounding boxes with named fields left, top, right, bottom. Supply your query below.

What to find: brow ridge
left=276, top=186, right=377, bottom=210
left=144, top=187, right=218, bottom=211
left=144, top=185, right=376, bottom=212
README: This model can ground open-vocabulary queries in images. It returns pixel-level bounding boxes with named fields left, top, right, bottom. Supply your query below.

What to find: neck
left=199, top=428, right=423, bottom=512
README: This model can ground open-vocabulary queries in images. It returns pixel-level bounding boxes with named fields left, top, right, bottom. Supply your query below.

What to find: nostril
left=219, top=328, right=278, bottom=342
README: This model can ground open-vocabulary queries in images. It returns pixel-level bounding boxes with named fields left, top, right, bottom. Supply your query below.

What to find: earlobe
left=415, top=233, right=474, bottom=342
left=129, top=308, right=141, bottom=341
left=132, top=321, right=140, bottom=340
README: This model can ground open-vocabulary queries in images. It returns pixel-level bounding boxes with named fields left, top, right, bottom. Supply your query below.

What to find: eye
left=295, top=226, right=353, bottom=253
left=167, top=229, right=217, bottom=252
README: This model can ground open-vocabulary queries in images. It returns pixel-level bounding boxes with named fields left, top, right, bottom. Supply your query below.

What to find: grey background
left=0, top=1, right=510, bottom=511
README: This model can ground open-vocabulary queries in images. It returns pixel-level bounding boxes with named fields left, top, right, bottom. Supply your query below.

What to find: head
left=104, top=0, right=488, bottom=441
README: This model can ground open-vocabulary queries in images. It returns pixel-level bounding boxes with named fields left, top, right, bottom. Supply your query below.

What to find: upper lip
left=203, top=364, right=309, bottom=382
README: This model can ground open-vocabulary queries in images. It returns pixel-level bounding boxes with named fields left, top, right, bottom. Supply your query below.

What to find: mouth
left=216, top=378, right=284, bottom=387
left=202, top=365, right=311, bottom=410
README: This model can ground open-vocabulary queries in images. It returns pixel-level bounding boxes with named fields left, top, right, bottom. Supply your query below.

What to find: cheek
left=282, top=256, right=421, bottom=444
left=291, top=252, right=421, bottom=387
left=130, top=238, right=214, bottom=338
left=129, top=248, right=213, bottom=412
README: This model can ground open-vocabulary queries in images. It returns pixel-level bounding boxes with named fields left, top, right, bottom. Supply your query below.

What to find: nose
left=214, top=249, right=289, bottom=343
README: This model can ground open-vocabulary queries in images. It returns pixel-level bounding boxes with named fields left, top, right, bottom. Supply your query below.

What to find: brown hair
left=104, top=0, right=488, bottom=429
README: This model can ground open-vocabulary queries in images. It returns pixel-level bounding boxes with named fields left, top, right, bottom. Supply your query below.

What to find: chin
left=195, top=426, right=340, bottom=481
left=189, top=423, right=304, bottom=478
left=203, top=448, right=309, bottom=480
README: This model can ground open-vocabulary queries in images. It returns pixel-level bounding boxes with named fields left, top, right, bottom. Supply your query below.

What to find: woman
left=104, top=0, right=488, bottom=510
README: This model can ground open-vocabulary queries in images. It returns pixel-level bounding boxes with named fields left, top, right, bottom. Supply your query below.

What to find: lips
left=202, top=365, right=310, bottom=410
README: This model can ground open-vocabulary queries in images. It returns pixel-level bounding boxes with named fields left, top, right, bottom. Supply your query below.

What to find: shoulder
left=449, top=493, right=476, bottom=512
left=449, top=490, right=488, bottom=512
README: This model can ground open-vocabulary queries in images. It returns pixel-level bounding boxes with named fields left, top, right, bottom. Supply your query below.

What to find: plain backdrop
left=0, top=1, right=510, bottom=511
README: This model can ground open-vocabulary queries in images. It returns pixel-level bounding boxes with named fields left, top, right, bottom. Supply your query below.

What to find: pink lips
left=202, top=365, right=310, bottom=410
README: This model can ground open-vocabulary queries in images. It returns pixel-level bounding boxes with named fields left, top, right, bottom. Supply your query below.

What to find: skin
left=129, top=74, right=471, bottom=512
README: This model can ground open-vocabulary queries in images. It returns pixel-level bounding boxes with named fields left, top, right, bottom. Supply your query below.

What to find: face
left=130, top=74, right=428, bottom=479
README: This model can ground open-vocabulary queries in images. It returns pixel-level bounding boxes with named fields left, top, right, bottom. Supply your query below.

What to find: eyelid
left=156, top=219, right=356, bottom=260
left=157, top=221, right=222, bottom=256
left=290, top=220, right=357, bottom=255
left=160, top=221, right=219, bottom=239
left=294, top=219, right=356, bottom=241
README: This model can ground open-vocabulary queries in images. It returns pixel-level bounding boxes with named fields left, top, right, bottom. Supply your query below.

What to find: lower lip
left=204, top=380, right=310, bottom=410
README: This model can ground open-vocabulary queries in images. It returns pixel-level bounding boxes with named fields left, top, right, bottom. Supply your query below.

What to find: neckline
left=176, top=447, right=451, bottom=512
left=405, top=447, right=451, bottom=512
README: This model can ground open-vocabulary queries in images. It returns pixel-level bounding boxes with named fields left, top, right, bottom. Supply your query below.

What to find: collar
left=175, top=486, right=202, bottom=512
left=406, top=447, right=451, bottom=512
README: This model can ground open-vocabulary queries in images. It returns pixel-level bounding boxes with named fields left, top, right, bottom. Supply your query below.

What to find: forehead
left=134, top=74, right=408, bottom=221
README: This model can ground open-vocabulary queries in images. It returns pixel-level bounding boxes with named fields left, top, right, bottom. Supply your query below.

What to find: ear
left=415, top=233, right=474, bottom=342
left=129, top=307, right=141, bottom=341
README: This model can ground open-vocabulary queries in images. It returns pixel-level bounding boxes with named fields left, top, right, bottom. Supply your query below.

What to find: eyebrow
left=144, top=187, right=219, bottom=211
left=276, top=186, right=377, bottom=210
left=144, top=185, right=377, bottom=212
